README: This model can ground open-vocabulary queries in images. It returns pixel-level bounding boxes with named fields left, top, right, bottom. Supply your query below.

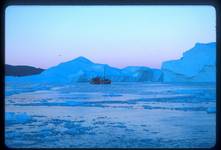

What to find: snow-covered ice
left=5, top=82, right=216, bottom=148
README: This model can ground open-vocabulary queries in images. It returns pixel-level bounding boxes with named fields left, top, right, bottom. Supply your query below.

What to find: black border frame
left=1, top=0, right=220, bottom=150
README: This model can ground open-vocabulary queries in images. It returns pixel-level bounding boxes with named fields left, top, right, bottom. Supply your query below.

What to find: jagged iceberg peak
left=69, top=56, right=93, bottom=64
left=42, top=56, right=94, bottom=73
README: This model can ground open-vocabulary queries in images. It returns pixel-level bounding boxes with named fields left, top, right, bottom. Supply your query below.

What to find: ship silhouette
left=90, top=66, right=111, bottom=84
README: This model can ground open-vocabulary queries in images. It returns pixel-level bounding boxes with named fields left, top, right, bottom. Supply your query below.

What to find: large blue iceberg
left=6, top=42, right=215, bottom=84
left=161, top=42, right=216, bottom=82
left=6, top=56, right=162, bottom=84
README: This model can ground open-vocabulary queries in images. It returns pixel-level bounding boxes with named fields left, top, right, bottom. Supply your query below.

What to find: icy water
left=5, top=82, right=216, bottom=148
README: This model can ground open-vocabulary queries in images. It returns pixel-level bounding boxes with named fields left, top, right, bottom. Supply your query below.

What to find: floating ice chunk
left=207, top=107, right=216, bottom=113
left=5, top=112, right=32, bottom=124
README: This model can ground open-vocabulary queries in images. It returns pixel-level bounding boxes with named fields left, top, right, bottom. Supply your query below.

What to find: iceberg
left=161, top=42, right=216, bottom=82
left=5, top=56, right=162, bottom=84
left=5, top=42, right=215, bottom=84
left=121, top=66, right=162, bottom=82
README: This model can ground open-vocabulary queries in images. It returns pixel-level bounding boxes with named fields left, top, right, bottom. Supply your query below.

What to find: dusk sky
left=5, top=6, right=215, bottom=69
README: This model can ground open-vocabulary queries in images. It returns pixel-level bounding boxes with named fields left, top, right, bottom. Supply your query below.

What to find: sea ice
left=207, top=107, right=216, bottom=113
left=5, top=82, right=216, bottom=148
left=5, top=112, right=33, bottom=125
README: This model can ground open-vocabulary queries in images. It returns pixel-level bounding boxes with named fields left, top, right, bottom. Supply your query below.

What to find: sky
left=5, top=6, right=216, bottom=69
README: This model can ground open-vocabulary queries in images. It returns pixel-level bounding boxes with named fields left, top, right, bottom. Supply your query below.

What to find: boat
left=90, top=77, right=111, bottom=84
left=90, top=66, right=111, bottom=84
